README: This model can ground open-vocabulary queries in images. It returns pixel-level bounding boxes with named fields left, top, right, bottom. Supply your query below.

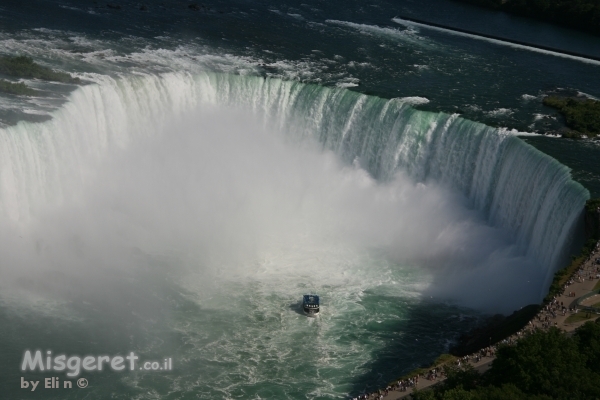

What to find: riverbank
left=375, top=240, right=600, bottom=399
left=353, top=199, right=600, bottom=400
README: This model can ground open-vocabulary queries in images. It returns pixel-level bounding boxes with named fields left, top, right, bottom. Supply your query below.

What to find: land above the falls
left=453, top=0, right=600, bottom=36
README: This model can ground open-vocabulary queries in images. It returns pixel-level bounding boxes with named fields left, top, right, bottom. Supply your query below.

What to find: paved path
left=549, top=259, right=599, bottom=333
left=381, top=358, right=493, bottom=399
left=375, top=247, right=600, bottom=400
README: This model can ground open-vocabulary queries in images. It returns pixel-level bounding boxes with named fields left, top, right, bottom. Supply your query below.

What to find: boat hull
left=303, top=307, right=319, bottom=317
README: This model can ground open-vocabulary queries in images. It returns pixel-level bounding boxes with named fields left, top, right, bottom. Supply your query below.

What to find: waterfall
left=0, top=71, right=589, bottom=293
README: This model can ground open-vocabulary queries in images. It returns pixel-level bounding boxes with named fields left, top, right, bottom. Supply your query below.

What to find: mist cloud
left=0, top=104, right=543, bottom=313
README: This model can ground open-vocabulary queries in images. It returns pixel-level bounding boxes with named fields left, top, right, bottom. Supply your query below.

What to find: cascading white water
left=198, top=72, right=589, bottom=283
left=0, top=71, right=589, bottom=307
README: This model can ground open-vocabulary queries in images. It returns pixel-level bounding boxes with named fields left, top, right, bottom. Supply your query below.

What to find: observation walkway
left=376, top=244, right=600, bottom=400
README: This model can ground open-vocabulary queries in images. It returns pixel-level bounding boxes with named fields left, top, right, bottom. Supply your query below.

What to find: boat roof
left=303, top=294, right=319, bottom=304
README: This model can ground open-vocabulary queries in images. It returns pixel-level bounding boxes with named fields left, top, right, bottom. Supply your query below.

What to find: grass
left=565, top=312, right=599, bottom=324
left=0, top=55, right=80, bottom=84
left=432, top=354, right=457, bottom=366
left=392, top=368, right=428, bottom=384
left=389, top=354, right=459, bottom=384
left=0, top=79, right=36, bottom=96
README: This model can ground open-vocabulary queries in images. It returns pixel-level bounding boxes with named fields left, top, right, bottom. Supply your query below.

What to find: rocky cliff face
left=585, top=199, right=600, bottom=240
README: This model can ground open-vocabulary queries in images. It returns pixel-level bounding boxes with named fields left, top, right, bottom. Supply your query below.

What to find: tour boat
left=302, top=294, right=320, bottom=316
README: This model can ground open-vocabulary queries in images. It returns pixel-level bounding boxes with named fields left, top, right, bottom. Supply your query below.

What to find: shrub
left=543, top=95, right=600, bottom=138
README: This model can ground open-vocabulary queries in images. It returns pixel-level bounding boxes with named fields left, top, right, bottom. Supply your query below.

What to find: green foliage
left=561, top=129, right=584, bottom=139
left=412, top=388, right=438, bottom=400
left=442, top=364, right=480, bottom=392
left=468, top=384, right=552, bottom=400
left=413, top=326, right=600, bottom=399
left=437, top=386, right=479, bottom=400
left=565, top=311, right=597, bottom=324
left=417, top=381, right=554, bottom=399
left=420, top=327, right=600, bottom=399
left=484, top=328, right=600, bottom=399
left=394, top=367, right=428, bottom=382
left=433, top=353, right=457, bottom=366
left=583, top=238, right=599, bottom=255
left=0, top=56, right=80, bottom=83
left=587, top=198, right=600, bottom=214
left=574, top=320, right=600, bottom=373
left=543, top=96, right=600, bottom=138
left=544, top=250, right=590, bottom=303
left=0, top=79, right=35, bottom=96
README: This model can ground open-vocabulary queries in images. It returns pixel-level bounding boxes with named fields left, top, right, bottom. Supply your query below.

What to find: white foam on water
left=325, top=20, right=436, bottom=50
left=521, top=94, right=539, bottom=101
left=487, top=108, right=514, bottom=117
left=397, top=96, right=430, bottom=105
left=577, top=91, right=599, bottom=100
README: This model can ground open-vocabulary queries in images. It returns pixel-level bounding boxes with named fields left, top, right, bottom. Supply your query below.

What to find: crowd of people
left=347, top=347, right=501, bottom=400
left=349, top=375, right=422, bottom=400
left=521, top=242, right=600, bottom=333
left=349, top=242, right=600, bottom=399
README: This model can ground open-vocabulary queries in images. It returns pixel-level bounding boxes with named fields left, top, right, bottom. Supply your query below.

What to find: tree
left=485, top=328, right=600, bottom=399
left=574, top=320, right=600, bottom=374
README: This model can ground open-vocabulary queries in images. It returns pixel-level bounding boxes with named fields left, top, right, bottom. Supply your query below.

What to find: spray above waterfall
left=0, top=72, right=588, bottom=313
